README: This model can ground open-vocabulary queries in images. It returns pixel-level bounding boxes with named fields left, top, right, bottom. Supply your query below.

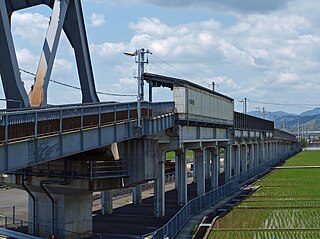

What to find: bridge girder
left=0, top=0, right=99, bottom=108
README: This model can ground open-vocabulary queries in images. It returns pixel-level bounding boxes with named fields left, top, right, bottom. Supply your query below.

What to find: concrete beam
left=177, top=150, right=187, bottom=206
left=29, top=191, right=92, bottom=239
left=101, top=190, right=113, bottom=215
left=132, top=185, right=142, bottom=205
left=210, top=148, right=219, bottom=190
left=154, top=150, right=165, bottom=217
left=224, top=145, right=232, bottom=183
left=194, top=149, right=205, bottom=196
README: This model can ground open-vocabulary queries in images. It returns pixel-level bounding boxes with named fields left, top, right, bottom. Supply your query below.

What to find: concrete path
left=274, top=166, right=320, bottom=169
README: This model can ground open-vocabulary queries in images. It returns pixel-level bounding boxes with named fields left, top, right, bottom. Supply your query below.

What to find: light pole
left=124, top=48, right=152, bottom=128
left=262, top=107, right=266, bottom=119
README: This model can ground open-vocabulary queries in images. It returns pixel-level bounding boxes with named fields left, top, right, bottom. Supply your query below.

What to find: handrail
left=0, top=101, right=174, bottom=117
left=141, top=150, right=295, bottom=239
left=0, top=101, right=175, bottom=143
left=142, top=179, right=239, bottom=239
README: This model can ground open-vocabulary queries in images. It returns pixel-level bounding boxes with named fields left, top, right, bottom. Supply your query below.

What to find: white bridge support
left=177, top=150, right=187, bottom=206
left=194, top=149, right=205, bottom=196
left=101, top=190, right=113, bottom=215
left=210, top=148, right=219, bottom=190
left=28, top=191, right=92, bottom=239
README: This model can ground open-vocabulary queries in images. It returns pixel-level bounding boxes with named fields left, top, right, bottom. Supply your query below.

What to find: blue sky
left=1, top=0, right=320, bottom=114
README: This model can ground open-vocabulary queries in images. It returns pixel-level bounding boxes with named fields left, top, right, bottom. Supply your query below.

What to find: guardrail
left=13, top=160, right=129, bottom=180
left=0, top=215, right=89, bottom=239
left=0, top=101, right=175, bottom=144
left=234, top=111, right=274, bottom=132
left=141, top=150, right=294, bottom=239
left=142, top=179, right=239, bottom=239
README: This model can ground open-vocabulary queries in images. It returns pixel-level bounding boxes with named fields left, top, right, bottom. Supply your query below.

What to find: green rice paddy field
left=209, top=150, right=320, bottom=239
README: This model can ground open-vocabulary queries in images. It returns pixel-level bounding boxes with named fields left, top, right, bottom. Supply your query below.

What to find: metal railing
left=0, top=214, right=90, bottom=239
left=89, top=160, right=129, bottom=179
left=142, top=179, right=239, bottom=239
left=234, top=111, right=274, bottom=132
left=13, top=160, right=129, bottom=180
left=0, top=101, right=175, bottom=144
left=141, top=150, right=294, bottom=239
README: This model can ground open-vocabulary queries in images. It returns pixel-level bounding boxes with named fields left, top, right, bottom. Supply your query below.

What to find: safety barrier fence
left=0, top=153, right=295, bottom=239
left=140, top=151, right=293, bottom=239
left=0, top=215, right=89, bottom=239
left=142, top=179, right=239, bottom=239
left=0, top=101, right=175, bottom=144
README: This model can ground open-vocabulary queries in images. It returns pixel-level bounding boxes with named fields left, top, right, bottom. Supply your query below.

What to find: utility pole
left=124, top=48, right=152, bottom=128
left=239, top=97, right=247, bottom=114
left=262, top=107, right=266, bottom=119
left=209, top=82, right=219, bottom=92
left=297, top=120, right=300, bottom=140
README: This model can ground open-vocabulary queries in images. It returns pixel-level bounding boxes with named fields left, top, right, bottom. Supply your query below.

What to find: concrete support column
left=236, top=145, right=241, bottom=176
left=101, top=190, right=113, bottom=215
left=210, top=148, right=219, bottom=189
left=177, top=150, right=187, bottom=206
left=132, top=185, right=142, bottom=205
left=175, top=153, right=179, bottom=189
left=271, top=142, right=274, bottom=161
left=231, top=145, right=237, bottom=177
left=260, top=142, right=266, bottom=164
left=263, top=143, right=266, bottom=163
left=29, top=192, right=92, bottom=239
left=192, top=151, right=197, bottom=183
left=154, top=150, right=165, bottom=217
left=241, top=145, right=248, bottom=173
left=205, top=149, right=211, bottom=180
left=250, top=144, right=255, bottom=169
left=254, top=143, right=259, bottom=168
left=224, top=145, right=232, bottom=183
left=194, top=149, right=205, bottom=196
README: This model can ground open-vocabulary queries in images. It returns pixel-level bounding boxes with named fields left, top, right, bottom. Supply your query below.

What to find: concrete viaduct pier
left=0, top=73, right=300, bottom=238
left=0, top=1, right=300, bottom=237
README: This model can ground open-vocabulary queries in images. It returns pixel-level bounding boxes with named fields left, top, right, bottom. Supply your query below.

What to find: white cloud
left=90, top=42, right=126, bottom=60
left=278, top=72, right=299, bottom=83
left=104, top=0, right=293, bottom=13
left=11, top=12, right=49, bottom=45
left=52, top=59, right=74, bottom=76
left=3, top=0, right=320, bottom=114
left=16, top=48, right=36, bottom=67
left=90, top=13, right=106, bottom=27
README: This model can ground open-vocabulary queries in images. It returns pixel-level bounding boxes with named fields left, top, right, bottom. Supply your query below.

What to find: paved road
left=0, top=188, right=28, bottom=221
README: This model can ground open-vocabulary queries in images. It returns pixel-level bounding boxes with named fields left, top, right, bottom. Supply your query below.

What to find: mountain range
left=248, top=107, right=320, bottom=132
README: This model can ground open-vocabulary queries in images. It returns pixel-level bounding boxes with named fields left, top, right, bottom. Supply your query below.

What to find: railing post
left=59, top=110, right=63, bottom=134
left=34, top=112, right=38, bottom=138
left=12, top=206, right=15, bottom=224
left=5, top=115, right=8, bottom=143
left=80, top=107, right=84, bottom=130
left=90, top=161, right=93, bottom=179
left=98, top=106, right=101, bottom=127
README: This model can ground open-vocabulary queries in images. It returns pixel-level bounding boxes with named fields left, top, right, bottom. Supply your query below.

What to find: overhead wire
left=19, top=68, right=137, bottom=97
left=248, top=99, right=320, bottom=109
left=151, top=53, right=195, bottom=80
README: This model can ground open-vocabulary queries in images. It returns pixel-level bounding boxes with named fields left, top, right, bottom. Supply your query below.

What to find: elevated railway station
left=0, top=1, right=300, bottom=238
